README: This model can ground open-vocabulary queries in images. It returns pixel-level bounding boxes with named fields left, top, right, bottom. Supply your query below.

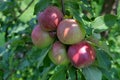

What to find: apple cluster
left=31, top=6, right=96, bottom=68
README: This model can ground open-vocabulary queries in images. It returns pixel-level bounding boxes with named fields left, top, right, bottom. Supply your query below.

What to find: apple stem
left=76, top=70, right=78, bottom=80
left=61, top=0, right=65, bottom=15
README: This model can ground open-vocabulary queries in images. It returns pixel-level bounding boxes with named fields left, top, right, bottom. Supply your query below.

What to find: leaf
left=37, top=45, right=52, bottom=68
left=77, top=70, right=82, bottom=80
left=91, top=0, right=104, bottom=16
left=49, top=65, right=66, bottom=80
left=80, top=0, right=94, bottom=16
left=70, top=8, right=83, bottom=23
left=91, top=15, right=117, bottom=32
left=34, top=0, right=51, bottom=14
left=65, top=1, right=84, bottom=23
left=0, top=33, right=5, bottom=46
left=18, top=59, right=30, bottom=70
left=3, top=71, right=11, bottom=80
left=96, top=50, right=111, bottom=69
left=82, top=66, right=102, bottom=80
left=88, top=36, right=113, bottom=58
left=0, top=70, right=3, bottom=80
left=0, top=2, right=8, bottom=11
left=68, top=67, right=76, bottom=80
left=41, top=64, right=54, bottom=80
left=117, top=0, right=120, bottom=18
left=10, top=24, right=29, bottom=35
left=101, top=68, right=119, bottom=80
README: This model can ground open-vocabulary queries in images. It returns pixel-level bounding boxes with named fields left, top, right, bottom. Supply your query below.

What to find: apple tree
left=0, top=0, right=120, bottom=80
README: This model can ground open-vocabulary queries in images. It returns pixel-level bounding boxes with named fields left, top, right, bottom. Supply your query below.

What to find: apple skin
left=31, top=25, right=54, bottom=49
left=38, top=6, right=63, bottom=31
left=49, top=31, right=57, bottom=38
left=48, top=41, right=69, bottom=65
left=68, top=41, right=96, bottom=68
left=57, top=19, right=85, bottom=45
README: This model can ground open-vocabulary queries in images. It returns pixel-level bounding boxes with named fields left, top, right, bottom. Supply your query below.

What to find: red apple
left=38, top=6, right=63, bottom=31
left=57, top=19, right=85, bottom=45
left=31, top=25, right=54, bottom=49
left=48, top=41, right=69, bottom=65
left=68, top=41, right=96, bottom=68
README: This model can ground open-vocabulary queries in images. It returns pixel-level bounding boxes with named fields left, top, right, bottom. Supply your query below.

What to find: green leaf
left=0, top=70, right=3, bottom=80
left=37, top=45, right=52, bottom=68
left=0, top=32, right=5, bottom=46
left=82, top=66, right=102, bottom=80
left=49, top=65, right=66, bottom=80
left=101, top=68, right=119, bottom=80
left=18, top=59, right=30, bottom=70
left=77, top=70, right=82, bottom=80
left=41, top=64, right=53, bottom=80
left=70, top=8, right=83, bottom=23
left=68, top=67, right=76, bottom=80
left=19, top=0, right=37, bottom=22
left=0, top=2, right=8, bottom=11
left=117, top=0, right=120, bottom=18
left=10, top=24, right=29, bottom=35
left=3, top=71, right=11, bottom=80
left=65, top=1, right=84, bottom=23
left=88, top=36, right=113, bottom=58
left=96, top=50, right=111, bottom=69
left=91, top=0, right=104, bottom=16
left=80, top=0, right=94, bottom=17
left=91, top=15, right=117, bottom=32
left=34, top=0, right=51, bottom=14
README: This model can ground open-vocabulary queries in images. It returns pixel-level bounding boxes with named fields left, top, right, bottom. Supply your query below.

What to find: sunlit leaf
left=91, top=15, right=117, bottom=32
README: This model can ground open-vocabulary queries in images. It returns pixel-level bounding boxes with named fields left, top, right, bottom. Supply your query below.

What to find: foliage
left=0, top=0, right=120, bottom=80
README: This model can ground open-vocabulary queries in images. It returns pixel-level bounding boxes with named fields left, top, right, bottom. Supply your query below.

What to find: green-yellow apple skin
left=31, top=25, right=54, bottom=49
left=49, top=41, right=69, bottom=65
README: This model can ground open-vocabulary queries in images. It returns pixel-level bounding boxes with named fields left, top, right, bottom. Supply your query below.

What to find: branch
left=5, top=0, right=35, bottom=41
left=8, top=0, right=35, bottom=23
left=101, top=0, right=115, bottom=15
left=61, top=0, right=65, bottom=15
left=16, top=0, right=35, bottom=19
left=76, top=70, right=78, bottom=80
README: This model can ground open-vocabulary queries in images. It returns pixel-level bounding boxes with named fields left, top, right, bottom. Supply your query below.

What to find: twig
left=76, top=70, right=78, bottom=80
left=5, top=0, right=35, bottom=41
left=16, top=0, right=35, bottom=19
left=114, top=0, right=119, bottom=15
left=8, top=0, right=35, bottom=23
left=61, top=0, right=65, bottom=15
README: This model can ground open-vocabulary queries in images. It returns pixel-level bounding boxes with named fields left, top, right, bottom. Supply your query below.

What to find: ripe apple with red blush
left=38, top=6, right=63, bottom=31
left=48, top=41, right=69, bottom=65
left=31, top=25, right=54, bottom=49
left=68, top=41, right=96, bottom=68
left=57, top=19, right=86, bottom=45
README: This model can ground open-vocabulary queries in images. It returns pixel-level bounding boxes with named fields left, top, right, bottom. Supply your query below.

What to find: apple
left=48, top=41, right=69, bottom=65
left=38, top=6, right=63, bottom=31
left=68, top=41, right=96, bottom=68
left=49, top=31, right=57, bottom=38
left=31, top=25, right=54, bottom=49
left=57, top=19, right=85, bottom=45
